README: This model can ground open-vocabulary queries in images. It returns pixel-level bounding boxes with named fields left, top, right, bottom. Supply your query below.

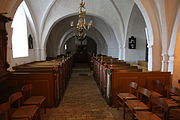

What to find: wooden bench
left=9, top=71, right=60, bottom=107
left=90, top=56, right=171, bottom=108
left=99, top=65, right=142, bottom=96
left=8, top=57, right=74, bottom=107
left=91, top=56, right=142, bottom=97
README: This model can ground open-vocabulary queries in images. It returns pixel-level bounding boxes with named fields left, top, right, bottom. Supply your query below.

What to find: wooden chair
left=9, top=92, right=40, bottom=120
left=170, top=109, right=180, bottom=120
left=135, top=111, right=162, bottom=120
left=22, top=84, right=46, bottom=114
left=117, top=82, right=138, bottom=119
left=150, top=95, right=180, bottom=120
left=0, top=102, right=10, bottom=120
left=152, top=80, right=165, bottom=97
left=124, top=87, right=151, bottom=120
left=165, top=85, right=180, bottom=102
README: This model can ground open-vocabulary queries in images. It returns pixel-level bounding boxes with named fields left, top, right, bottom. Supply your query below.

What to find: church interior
left=0, top=0, right=180, bottom=120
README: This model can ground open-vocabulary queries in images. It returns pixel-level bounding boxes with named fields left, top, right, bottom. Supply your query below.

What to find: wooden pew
left=94, top=59, right=142, bottom=97
left=10, top=56, right=74, bottom=107
left=11, top=62, right=62, bottom=107
left=90, top=55, right=171, bottom=108
left=101, top=67, right=141, bottom=98
left=9, top=71, right=59, bottom=107
left=138, top=60, right=148, bottom=67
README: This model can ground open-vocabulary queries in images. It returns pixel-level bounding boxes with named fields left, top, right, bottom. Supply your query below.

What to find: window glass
left=12, top=2, right=28, bottom=58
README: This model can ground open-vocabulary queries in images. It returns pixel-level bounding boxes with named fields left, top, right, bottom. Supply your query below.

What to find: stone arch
left=58, top=28, right=107, bottom=56
left=59, top=36, right=98, bottom=56
left=44, top=14, right=117, bottom=59
left=6, top=1, right=40, bottom=67
left=133, top=0, right=154, bottom=70
left=168, top=7, right=180, bottom=73
left=125, top=3, right=147, bottom=64
left=39, top=0, right=123, bottom=60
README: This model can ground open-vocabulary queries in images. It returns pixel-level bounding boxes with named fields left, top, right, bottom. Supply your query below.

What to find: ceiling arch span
left=45, top=14, right=119, bottom=58
left=39, top=0, right=57, bottom=42
left=23, top=1, right=39, bottom=49
left=134, top=0, right=154, bottom=47
left=133, top=0, right=155, bottom=71
left=110, top=0, right=125, bottom=37
left=168, top=7, right=180, bottom=56
left=58, top=28, right=107, bottom=56
left=134, top=0, right=165, bottom=71
left=38, top=0, right=123, bottom=57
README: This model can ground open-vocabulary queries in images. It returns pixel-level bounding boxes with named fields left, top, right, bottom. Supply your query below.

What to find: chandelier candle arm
left=70, top=21, right=74, bottom=27
left=70, top=0, right=93, bottom=40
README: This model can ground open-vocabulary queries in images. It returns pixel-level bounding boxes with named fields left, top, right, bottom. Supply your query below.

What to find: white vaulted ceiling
left=0, top=0, right=180, bottom=75
left=24, top=0, right=135, bottom=58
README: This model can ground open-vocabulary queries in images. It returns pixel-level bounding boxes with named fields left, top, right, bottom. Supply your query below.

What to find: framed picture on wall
left=129, top=36, right=136, bottom=49
left=28, top=34, right=33, bottom=49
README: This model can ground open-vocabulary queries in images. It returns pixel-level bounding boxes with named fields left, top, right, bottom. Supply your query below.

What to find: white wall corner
left=161, top=53, right=169, bottom=72
left=168, top=54, right=174, bottom=73
left=147, top=45, right=152, bottom=71
left=35, top=48, right=46, bottom=61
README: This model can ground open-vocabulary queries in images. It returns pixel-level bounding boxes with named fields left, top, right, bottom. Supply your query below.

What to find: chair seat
left=171, top=96, right=180, bottom=102
left=151, top=90, right=163, bottom=97
left=125, top=100, right=149, bottom=111
left=170, top=109, right=180, bottom=120
left=23, top=96, right=46, bottom=105
left=117, top=93, right=137, bottom=100
left=135, top=111, right=161, bottom=120
left=163, top=98, right=180, bottom=108
left=11, top=105, right=39, bottom=119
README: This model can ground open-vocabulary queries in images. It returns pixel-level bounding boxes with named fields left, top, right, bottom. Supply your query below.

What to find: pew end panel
left=9, top=72, right=57, bottom=107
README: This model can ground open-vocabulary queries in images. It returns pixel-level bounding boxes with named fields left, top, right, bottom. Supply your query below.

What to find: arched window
left=12, top=1, right=28, bottom=58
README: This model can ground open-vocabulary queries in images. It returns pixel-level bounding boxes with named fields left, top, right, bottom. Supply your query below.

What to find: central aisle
left=45, top=63, right=116, bottom=120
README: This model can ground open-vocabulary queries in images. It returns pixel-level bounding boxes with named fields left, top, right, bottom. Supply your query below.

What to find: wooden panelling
left=8, top=56, right=74, bottom=107
left=9, top=73, right=55, bottom=107
left=0, top=72, right=17, bottom=104
left=90, top=56, right=171, bottom=107
left=110, top=72, right=171, bottom=107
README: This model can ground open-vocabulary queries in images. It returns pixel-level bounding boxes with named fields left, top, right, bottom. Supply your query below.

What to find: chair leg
left=163, top=112, right=167, bottom=120
left=44, top=107, right=46, bottom=114
left=132, top=109, right=135, bottom=120
left=38, top=108, right=41, bottom=120
left=123, top=101, right=126, bottom=119
left=42, top=102, right=46, bottom=114
left=166, top=111, right=169, bottom=120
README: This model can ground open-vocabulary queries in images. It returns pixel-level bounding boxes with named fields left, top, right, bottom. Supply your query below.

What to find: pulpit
left=0, top=14, right=13, bottom=103
left=0, top=15, right=11, bottom=74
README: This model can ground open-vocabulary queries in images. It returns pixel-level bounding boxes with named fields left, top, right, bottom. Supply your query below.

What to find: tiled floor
left=44, top=63, right=122, bottom=120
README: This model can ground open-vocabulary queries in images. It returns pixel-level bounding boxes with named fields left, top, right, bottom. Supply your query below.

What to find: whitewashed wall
left=5, top=0, right=180, bottom=74
left=125, top=4, right=147, bottom=64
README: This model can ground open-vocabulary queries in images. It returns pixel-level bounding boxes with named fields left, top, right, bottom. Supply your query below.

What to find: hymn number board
left=128, top=36, right=136, bottom=49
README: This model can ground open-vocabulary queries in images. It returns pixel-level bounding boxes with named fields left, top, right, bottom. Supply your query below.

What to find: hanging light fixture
left=70, top=0, right=93, bottom=41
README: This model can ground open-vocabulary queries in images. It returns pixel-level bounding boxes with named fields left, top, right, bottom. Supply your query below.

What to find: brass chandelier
left=70, top=0, right=92, bottom=41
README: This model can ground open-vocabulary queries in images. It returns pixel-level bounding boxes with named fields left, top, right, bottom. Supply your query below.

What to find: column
left=161, top=53, right=169, bottom=72
left=168, top=54, right=174, bottom=73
